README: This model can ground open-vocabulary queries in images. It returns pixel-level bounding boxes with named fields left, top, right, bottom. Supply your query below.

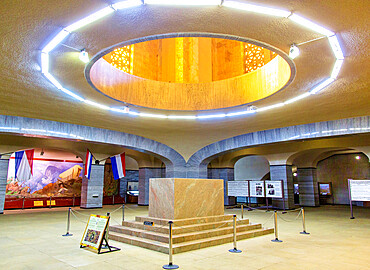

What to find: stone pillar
left=208, top=168, right=236, bottom=206
left=81, top=165, right=104, bottom=208
left=297, top=168, right=320, bottom=206
left=0, top=159, right=9, bottom=214
left=138, top=167, right=163, bottom=205
left=270, top=165, right=295, bottom=209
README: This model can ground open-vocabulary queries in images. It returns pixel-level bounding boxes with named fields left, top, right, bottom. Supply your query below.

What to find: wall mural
left=6, top=158, right=83, bottom=198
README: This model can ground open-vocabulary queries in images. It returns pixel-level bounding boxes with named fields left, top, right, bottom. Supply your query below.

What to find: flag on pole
left=84, top=149, right=93, bottom=179
left=15, top=149, right=34, bottom=182
left=110, top=153, right=126, bottom=180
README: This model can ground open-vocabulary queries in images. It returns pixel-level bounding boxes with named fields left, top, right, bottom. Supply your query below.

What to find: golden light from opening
left=90, top=36, right=292, bottom=111
left=103, top=37, right=277, bottom=84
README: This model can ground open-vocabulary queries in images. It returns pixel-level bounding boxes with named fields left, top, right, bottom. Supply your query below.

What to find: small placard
left=33, top=201, right=44, bottom=206
left=46, top=200, right=56, bottom=206
left=143, top=221, right=154, bottom=226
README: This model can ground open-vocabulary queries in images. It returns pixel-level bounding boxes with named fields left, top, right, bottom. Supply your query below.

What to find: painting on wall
left=6, top=158, right=83, bottom=198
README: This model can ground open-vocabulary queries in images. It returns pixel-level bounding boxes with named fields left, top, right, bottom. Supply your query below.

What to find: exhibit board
left=349, top=180, right=370, bottom=201
left=80, top=214, right=109, bottom=250
left=227, top=181, right=249, bottom=197
left=265, top=181, right=283, bottom=198
left=249, top=181, right=265, bottom=197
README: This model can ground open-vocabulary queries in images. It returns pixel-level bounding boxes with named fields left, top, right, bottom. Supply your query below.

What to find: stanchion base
left=228, top=248, right=242, bottom=253
left=271, top=238, right=283, bottom=243
left=300, top=231, right=310, bottom=235
left=163, top=263, right=179, bottom=269
left=350, top=217, right=355, bottom=219
left=62, top=233, right=73, bottom=237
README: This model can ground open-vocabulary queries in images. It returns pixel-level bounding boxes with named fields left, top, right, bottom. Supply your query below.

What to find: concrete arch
left=187, top=116, right=370, bottom=178
left=0, top=115, right=186, bottom=177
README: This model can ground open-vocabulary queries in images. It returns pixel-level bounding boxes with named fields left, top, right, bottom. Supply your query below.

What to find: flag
left=110, top=153, right=125, bottom=180
left=15, top=149, right=34, bottom=182
left=84, top=149, right=93, bottom=179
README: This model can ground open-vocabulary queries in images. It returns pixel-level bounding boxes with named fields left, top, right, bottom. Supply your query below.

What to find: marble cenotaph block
left=149, top=178, right=224, bottom=219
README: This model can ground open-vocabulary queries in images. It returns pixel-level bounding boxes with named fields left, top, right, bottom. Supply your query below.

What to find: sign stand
left=80, top=214, right=121, bottom=254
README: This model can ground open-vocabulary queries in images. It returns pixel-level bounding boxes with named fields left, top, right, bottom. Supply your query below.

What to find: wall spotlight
left=40, top=149, right=44, bottom=156
left=79, top=49, right=89, bottom=63
left=289, top=44, right=300, bottom=59
left=95, top=160, right=100, bottom=165
left=293, top=172, right=297, bottom=177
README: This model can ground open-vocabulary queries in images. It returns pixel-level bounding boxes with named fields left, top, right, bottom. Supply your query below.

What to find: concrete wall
left=317, top=153, right=370, bottom=204
left=81, top=165, right=104, bottom=208
left=234, top=156, right=269, bottom=180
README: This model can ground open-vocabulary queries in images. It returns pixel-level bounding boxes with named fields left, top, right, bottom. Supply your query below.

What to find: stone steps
left=110, top=221, right=260, bottom=244
left=109, top=227, right=274, bottom=254
left=109, top=215, right=273, bottom=253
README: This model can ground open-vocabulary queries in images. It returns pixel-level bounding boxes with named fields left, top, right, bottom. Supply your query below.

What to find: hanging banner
left=265, top=180, right=283, bottom=198
left=227, top=181, right=249, bottom=197
left=80, top=214, right=109, bottom=250
left=349, top=180, right=370, bottom=201
left=249, top=181, right=265, bottom=197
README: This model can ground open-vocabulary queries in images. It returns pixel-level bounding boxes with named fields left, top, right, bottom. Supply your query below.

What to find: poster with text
left=80, top=214, right=109, bottom=250
left=349, top=180, right=370, bottom=201
left=265, top=181, right=283, bottom=198
left=227, top=181, right=249, bottom=197
left=249, top=181, right=265, bottom=197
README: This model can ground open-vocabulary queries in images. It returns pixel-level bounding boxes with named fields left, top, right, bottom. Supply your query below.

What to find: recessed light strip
left=39, top=1, right=345, bottom=120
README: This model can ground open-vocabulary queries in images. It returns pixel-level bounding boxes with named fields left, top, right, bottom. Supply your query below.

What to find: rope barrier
left=110, top=205, right=123, bottom=214
left=70, top=209, right=88, bottom=224
left=277, top=209, right=302, bottom=222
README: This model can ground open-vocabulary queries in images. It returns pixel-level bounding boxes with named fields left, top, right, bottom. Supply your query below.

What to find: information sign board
left=227, top=181, right=249, bottom=197
left=265, top=181, right=283, bottom=198
left=80, top=214, right=109, bottom=250
left=249, top=181, right=265, bottom=197
left=349, top=180, right=370, bottom=201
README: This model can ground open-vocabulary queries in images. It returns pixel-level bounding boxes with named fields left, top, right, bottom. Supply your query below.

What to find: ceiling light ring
left=40, top=1, right=344, bottom=120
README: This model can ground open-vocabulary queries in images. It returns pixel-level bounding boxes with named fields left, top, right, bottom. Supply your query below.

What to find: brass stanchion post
left=49, top=196, right=52, bottom=209
left=163, top=221, right=179, bottom=269
left=122, top=204, right=125, bottom=223
left=22, top=196, right=25, bottom=210
left=271, top=211, right=282, bottom=242
left=229, top=215, right=242, bottom=253
left=62, top=207, right=73, bottom=236
left=241, top=204, right=244, bottom=219
left=300, top=208, right=310, bottom=234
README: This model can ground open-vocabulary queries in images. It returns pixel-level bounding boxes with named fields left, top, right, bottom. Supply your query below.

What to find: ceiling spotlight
left=355, top=155, right=360, bottom=160
left=40, top=149, right=44, bottom=156
left=79, top=49, right=89, bottom=63
left=289, top=44, right=300, bottom=59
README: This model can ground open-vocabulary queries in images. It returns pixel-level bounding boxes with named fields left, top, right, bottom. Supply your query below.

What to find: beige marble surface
left=149, top=178, right=224, bottom=219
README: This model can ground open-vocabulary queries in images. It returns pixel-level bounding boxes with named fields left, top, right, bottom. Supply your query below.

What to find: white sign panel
left=349, top=180, right=370, bottom=201
left=265, top=181, right=283, bottom=198
left=249, top=181, right=265, bottom=197
left=227, top=181, right=249, bottom=197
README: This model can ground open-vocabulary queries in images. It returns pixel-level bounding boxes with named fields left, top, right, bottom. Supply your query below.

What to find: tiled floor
left=0, top=204, right=369, bottom=269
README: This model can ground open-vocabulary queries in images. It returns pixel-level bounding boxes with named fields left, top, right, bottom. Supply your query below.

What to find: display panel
left=319, top=183, right=332, bottom=196
left=127, top=181, right=139, bottom=191
left=80, top=214, right=109, bottom=250
left=265, top=181, right=283, bottom=198
left=349, top=180, right=370, bottom=201
left=294, top=184, right=299, bottom=195
left=249, top=181, right=265, bottom=197
left=227, top=181, right=249, bottom=197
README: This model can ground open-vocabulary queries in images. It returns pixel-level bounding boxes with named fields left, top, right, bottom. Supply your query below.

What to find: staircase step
left=110, top=222, right=262, bottom=244
left=109, top=227, right=274, bottom=254
left=172, top=228, right=274, bottom=254
left=135, top=214, right=234, bottom=226
left=119, top=218, right=250, bottom=234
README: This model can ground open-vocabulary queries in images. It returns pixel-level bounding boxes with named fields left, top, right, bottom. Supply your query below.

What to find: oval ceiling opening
left=88, top=35, right=294, bottom=111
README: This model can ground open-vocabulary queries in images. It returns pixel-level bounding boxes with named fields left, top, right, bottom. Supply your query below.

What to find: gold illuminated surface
left=103, top=37, right=277, bottom=83
left=93, top=37, right=291, bottom=111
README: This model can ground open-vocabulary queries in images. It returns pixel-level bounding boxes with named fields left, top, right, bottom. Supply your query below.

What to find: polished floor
left=0, top=204, right=369, bottom=270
